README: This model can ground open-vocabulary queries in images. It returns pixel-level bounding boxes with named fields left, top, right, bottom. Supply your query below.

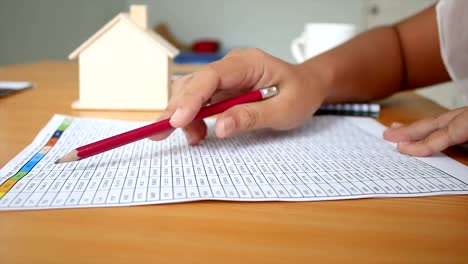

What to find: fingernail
left=390, top=122, right=403, bottom=129
left=185, top=133, right=194, bottom=144
left=170, top=107, right=189, bottom=127
left=219, top=117, right=235, bottom=138
left=397, top=142, right=410, bottom=153
left=398, top=142, right=410, bottom=150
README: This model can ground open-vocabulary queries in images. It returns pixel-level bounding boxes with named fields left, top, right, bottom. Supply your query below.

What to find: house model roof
left=69, top=10, right=179, bottom=60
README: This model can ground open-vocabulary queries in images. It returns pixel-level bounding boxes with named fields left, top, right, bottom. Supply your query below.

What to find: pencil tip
left=55, top=150, right=80, bottom=164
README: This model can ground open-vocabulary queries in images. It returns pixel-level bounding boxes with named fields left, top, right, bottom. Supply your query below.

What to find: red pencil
left=55, top=87, right=278, bottom=163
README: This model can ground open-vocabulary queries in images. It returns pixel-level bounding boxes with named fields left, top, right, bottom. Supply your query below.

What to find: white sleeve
left=436, top=0, right=468, bottom=105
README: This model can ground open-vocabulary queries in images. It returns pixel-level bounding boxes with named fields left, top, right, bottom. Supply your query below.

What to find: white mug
left=291, top=23, right=356, bottom=63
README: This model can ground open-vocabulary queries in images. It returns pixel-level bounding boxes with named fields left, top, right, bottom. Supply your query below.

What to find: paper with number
left=0, top=115, right=467, bottom=210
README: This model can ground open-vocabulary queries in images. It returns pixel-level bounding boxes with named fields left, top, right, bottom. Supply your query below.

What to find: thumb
left=215, top=102, right=270, bottom=138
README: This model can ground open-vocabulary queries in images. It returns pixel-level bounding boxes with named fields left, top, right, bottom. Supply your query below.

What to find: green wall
left=0, top=0, right=125, bottom=65
left=0, top=0, right=363, bottom=65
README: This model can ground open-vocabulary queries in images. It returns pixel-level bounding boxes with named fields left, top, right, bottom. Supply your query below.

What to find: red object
left=192, top=40, right=220, bottom=53
left=75, top=88, right=277, bottom=160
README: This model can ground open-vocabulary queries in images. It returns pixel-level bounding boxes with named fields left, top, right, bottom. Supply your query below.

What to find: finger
left=383, top=117, right=438, bottom=142
left=153, top=49, right=272, bottom=139
left=182, top=120, right=208, bottom=145
left=398, top=127, right=453, bottom=156
left=383, top=107, right=467, bottom=142
left=397, top=109, right=468, bottom=156
left=215, top=99, right=277, bottom=138
left=209, top=90, right=244, bottom=105
left=149, top=127, right=175, bottom=141
left=169, top=49, right=271, bottom=128
left=148, top=111, right=175, bottom=141
left=209, top=49, right=266, bottom=90
left=150, top=76, right=198, bottom=141
left=169, top=69, right=219, bottom=128
left=223, top=48, right=244, bottom=58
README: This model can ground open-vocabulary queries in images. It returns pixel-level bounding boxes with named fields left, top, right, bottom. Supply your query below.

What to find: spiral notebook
left=316, top=103, right=380, bottom=117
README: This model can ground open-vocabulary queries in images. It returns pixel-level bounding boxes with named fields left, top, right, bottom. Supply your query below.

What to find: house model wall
left=69, top=5, right=179, bottom=110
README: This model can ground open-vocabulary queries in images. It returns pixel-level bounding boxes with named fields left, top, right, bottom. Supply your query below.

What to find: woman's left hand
left=383, top=106, right=468, bottom=156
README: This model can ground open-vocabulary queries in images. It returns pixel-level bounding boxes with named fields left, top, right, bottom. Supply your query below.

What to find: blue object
left=174, top=51, right=224, bottom=64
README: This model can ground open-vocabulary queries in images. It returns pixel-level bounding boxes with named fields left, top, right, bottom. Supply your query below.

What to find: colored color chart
left=0, top=118, right=73, bottom=199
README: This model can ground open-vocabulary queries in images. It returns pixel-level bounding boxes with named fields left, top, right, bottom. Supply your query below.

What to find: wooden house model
left=69, top=5, right=179, bottom=110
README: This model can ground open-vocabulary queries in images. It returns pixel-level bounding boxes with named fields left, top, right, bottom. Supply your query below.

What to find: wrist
left=295, top=54, right=338, bottom=104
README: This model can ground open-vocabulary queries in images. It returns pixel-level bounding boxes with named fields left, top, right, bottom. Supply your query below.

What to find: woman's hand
left=383, top=106, right=468, bottom=156
left=150, top=48, right=330, bottom=144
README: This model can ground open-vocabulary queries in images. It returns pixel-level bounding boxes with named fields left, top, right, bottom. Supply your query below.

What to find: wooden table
left=0, top=61, right=467, bottom=263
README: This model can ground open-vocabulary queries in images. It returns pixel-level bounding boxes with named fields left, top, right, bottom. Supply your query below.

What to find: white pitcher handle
left=291, top=35, right=307, bottom=63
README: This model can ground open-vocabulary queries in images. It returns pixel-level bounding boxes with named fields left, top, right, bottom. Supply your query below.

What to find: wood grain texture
left=0, top=61, right=467, bottom=264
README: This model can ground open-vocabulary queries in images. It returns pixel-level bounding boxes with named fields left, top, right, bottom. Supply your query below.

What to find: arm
left=152, top=5, right=467, bottom=156
left=300, top=5, right=449, bottom=104
left=317, top=6, right=468, bottom=156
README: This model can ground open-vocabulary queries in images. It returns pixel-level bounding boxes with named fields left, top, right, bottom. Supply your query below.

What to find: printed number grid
left=1, top=116, right=467, bottom=209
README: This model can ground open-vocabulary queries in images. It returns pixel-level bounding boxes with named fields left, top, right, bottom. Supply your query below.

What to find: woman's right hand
left=150, top=48, right=331, bottom=144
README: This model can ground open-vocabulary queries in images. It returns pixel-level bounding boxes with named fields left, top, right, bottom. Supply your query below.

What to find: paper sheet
left=1, top=115, right=467, bottom=211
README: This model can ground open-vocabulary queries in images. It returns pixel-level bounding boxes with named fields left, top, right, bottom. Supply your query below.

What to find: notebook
left=317, top=103, right=380, bottom=117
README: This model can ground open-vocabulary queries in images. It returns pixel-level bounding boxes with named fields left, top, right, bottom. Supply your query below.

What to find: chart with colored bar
left=0, top=115, right=467, bottom=211
left=0, top=118, right=72, bottom=200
